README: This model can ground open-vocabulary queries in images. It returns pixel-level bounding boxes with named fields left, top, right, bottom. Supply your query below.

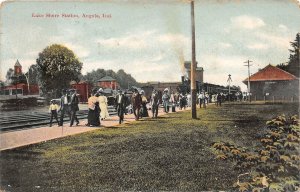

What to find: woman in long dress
left=140, top=90, right=149, bottom=117
left=98, top=91, right=110, bottom=120
left=86, top=89, right=100, bottom=127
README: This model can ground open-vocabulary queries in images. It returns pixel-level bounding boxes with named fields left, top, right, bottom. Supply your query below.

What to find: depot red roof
left=243, top=64, right=297, bottom=84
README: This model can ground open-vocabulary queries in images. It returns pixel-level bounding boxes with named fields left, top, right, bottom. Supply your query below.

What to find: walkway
left=0, top=108, right=186, bottom=151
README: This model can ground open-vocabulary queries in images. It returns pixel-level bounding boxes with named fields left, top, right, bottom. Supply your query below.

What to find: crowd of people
left=48, top=88, right=228, bottom=127
left=49, top=88, right=110, bottom=127
left=49, top=89, right=81, bottom=127
left=103, top=88, right=226, bottom=125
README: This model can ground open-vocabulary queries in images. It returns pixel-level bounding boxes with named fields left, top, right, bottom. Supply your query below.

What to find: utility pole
left=244, top=60, right=253, bottom=102
left=227, top=74, right=232, bottom=102
left=191, top=0, right=197, bottom=119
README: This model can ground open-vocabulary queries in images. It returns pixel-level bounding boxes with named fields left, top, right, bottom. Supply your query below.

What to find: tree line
left=82, top=69, right=140, bottom=89
left=3, top=44, right=140, bottom=97
left=2, top=33, right=299, bottom=96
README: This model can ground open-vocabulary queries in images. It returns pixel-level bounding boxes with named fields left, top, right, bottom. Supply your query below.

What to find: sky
left=0, top=0, right=299, bottom=91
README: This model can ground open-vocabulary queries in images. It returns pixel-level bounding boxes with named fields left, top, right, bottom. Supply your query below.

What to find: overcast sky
left=1, top=0, right=299, bottom=90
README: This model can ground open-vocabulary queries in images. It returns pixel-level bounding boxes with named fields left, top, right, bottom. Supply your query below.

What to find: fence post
left=272, top=96, right=275, bottom=103
left=264, top=96, right=266, bottom=103
left=291, top=96, right=294, bottom=102
left=254, top=95, right=257, bottom=101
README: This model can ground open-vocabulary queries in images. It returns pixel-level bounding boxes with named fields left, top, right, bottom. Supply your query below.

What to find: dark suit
left=70, top=93, right=79, bottom=126
left=217, top=94, right=222, bottom=106
left=151, top=92, right=160, bottom=118
left=60, top=94, right=71, bottom=126
left=115, top=93, right=127, bottom=124
left=131, top=92, right=142, bottom=120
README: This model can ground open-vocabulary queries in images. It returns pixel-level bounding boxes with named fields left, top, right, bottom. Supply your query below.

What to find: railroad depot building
left=97, top=76, right=119, bottom=90
left=1, top=60, right=39, bottom=96
left=243, top=64, right=299, bottom=100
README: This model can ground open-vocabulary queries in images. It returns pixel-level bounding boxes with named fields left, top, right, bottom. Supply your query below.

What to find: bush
left=211, top=115, right=300, bottom=191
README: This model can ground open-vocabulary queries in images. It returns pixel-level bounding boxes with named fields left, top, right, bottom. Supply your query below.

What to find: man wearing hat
left=115, top=90, right=127, bottom=124
left=59, top=89, right=71, bottom=126
left=150, top=89, right=160, bottom=118
left=131, top=88, right=142, bottom=120
left=198, top=91, right=205, bottom=108
left=69, top=89, right=80, bottom=127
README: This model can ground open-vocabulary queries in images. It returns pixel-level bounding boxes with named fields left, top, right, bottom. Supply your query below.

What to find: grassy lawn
left=0, top=103, right=298, bottom=191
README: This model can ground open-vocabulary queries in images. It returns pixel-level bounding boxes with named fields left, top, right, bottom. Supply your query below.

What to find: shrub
left=211, top=115, right=300, bottom=191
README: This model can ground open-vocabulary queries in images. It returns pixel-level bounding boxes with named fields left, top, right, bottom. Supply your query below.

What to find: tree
left=5, top=68, right=14, bottom=84
left=276, top=33, right=299, bottom=77
left=82, top=68, right=140, bottom=89
left=5, top=68, right=27, bottom=85
left=115, top=69, right=140, bottom=89
left=25, top=64, right=39, bottom=85
left=36, top=44, right=83, bottom=96
left=83, top=68, right=106, bottom=85
left=288, top=33, right=299, bottom=62
left=0, top=80, right=4, bottom=94
left=287, top=33, right=299, bottom=77
left=276, top=63, right=288, bottom=71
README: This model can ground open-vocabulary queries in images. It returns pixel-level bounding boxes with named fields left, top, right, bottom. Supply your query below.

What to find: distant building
left=2, top=83, right=39, bottom=96
left=243, top=64, right=299, bottom=100
left=140, top=81, right=181, bottom=101
left=97, top=76, right=119, bottom=90
left=14, top=60, right=22, bottom=75
left=181, top=61, right=204, bottom=92
left=140, top=62, right=204, bottom=95
left=183, top=61, right=204, bottom=83
left=1, top=60, right=39, bottom=96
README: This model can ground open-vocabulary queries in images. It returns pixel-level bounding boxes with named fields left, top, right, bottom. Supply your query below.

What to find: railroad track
left=0, top=106, right=117, bottom=132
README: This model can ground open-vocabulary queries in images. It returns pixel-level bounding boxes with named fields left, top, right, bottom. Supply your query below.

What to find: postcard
left=0, top=0, right=299, bottom=191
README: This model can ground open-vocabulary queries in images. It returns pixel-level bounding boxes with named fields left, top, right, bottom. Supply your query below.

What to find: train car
left=179, top=77, right=241, bottom=101
left=71, top=83, right=92, bottom=103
